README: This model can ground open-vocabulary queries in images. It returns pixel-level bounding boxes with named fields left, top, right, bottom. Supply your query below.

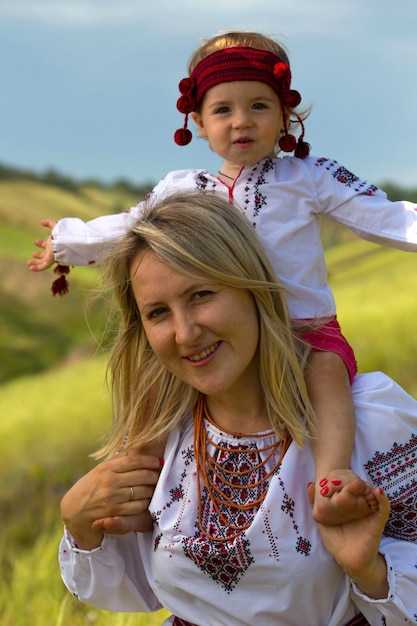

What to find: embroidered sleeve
left=350, top=540, right=417, bottom=623
left=59, top=529, right=162, bottom=612
left=310, top=156, right=417, bottom=250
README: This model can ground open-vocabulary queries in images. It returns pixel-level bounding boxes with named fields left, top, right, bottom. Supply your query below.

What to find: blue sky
left=1, top=0, right=416, bottom=188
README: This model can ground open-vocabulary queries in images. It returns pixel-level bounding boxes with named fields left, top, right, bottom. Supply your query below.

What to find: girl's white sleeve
left=50, top=175, right=173, bottom=266
left=350, top=538, right=417, bottom=625
left=51, top=208, right=141, bottom=266
left=309, top=157, right=417, bottom=251
left=59, top=527, right=162, bottom=613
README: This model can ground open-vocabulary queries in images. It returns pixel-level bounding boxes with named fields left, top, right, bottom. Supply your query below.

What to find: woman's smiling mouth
left=185, top=342, right=221, bottom=363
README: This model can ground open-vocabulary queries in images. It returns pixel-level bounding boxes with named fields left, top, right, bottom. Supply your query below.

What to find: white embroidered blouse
left=59, top=372, right=417, bottom=626
left=51, top=156, right=417, bottom=320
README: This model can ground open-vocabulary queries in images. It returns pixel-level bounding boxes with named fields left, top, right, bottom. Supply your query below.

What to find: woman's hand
left=27, top=219, right=57, bottom=271
left=61, top=450, right=162, bottom=550
left=308, top=483, right=391, bottom=599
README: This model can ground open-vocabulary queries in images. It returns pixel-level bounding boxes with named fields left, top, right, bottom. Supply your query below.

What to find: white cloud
left=5, top=0, right=413, bottom=49
left=0, top=0, right=358, bottom=32
left=0, top=0, right=146, bottom=26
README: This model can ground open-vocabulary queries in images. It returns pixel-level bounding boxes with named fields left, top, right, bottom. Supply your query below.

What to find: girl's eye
left=214, top=106, right=230, bottom=114
left=252, top=102, right=267, bottom=110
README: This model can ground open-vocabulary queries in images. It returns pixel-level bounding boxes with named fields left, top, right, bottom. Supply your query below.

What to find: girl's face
left=192, top=80, right=285, bottom=168
left=131, top=249, right=262, bottom=410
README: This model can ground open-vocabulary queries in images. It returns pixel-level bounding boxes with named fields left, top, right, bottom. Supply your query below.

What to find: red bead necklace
left=193, top=394, right=291, bottom=541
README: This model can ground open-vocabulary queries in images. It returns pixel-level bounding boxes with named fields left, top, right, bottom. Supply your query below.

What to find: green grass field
left=1, top=173, right=417, bottom=624
left=0, top=359, right=169, bottom=626
left=0, top=504, right=169, bottom=626
left=327, top=239, right=417, bottom=396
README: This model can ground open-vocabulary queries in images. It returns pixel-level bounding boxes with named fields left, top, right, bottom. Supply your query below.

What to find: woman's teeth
left=188, top=343, right=218, bottom=361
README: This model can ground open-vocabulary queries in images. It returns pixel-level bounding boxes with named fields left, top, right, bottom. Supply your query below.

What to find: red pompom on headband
left=174, top=46, right=310, bottom=158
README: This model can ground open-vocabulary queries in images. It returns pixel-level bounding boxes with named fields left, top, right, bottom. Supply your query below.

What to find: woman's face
left=130, top=249, right=261, bottom=404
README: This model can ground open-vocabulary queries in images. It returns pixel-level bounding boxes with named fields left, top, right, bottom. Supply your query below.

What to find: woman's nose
left=173, top=311, right=202, bottom=345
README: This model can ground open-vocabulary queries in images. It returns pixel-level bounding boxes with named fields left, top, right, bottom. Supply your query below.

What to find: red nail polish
left=319, top=478, right=328, bottom=487
left=331, top=480, right=342, bottom=486
left=320, top=486, right=329, bottom=496
left=158, top=457, right=164, bottom=467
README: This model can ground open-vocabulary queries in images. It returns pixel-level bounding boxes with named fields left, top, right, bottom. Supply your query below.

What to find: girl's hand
left=308, top=483, right=391, bottom=599
left=27, top=219, right=57, bottom=271
left=61, top=450, right=162, bottom=550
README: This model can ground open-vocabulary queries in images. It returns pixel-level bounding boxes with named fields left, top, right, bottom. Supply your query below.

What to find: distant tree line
left=0, top=161, right=416, bottom=203
left=379, top=181, right=417, bottom=203
left=0, top=162, right=155, bottom=199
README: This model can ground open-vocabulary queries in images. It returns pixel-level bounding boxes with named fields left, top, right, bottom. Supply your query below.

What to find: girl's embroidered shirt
left=51, top=155, right=417, bottom=320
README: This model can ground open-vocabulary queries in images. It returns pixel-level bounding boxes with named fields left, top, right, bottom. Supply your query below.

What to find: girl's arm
left=311, top=156, right=417, bottom=251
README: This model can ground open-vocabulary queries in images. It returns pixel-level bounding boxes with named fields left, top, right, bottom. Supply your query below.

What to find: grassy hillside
left=0, top=357, right=169, bottom=626
left=0, top=174, right=153, bottom=382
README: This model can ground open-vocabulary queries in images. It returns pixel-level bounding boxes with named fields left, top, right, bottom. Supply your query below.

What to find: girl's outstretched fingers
left=27, top=219, right=57, bottom=271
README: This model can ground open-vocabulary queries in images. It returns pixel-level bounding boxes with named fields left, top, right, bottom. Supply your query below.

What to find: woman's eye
left=193, top=290, right=212, bottom=300
left=148, top=306, right=168, bottom=320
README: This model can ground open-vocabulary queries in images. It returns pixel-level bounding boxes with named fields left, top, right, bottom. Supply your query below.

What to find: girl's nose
left=232, top=109, right=252, bottom=129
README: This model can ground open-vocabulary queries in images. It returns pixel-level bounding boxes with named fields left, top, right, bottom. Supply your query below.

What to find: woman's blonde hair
left=188, top=30, right=310, bottom=130
left=95, top=191, right=314, bottom=458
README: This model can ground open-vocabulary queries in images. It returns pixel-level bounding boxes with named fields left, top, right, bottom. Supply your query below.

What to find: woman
left=59, top=191, right=417, bottom=625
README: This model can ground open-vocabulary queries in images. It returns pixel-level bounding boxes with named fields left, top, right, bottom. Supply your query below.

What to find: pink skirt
left=298, top=317, right=357, bottom=384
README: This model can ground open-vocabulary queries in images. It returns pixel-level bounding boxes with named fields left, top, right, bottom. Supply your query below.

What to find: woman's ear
left=191, top=112, right=208, bottom=138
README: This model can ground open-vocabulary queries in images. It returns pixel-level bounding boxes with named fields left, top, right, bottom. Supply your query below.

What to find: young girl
left=28, top=30, right=417, bottom=526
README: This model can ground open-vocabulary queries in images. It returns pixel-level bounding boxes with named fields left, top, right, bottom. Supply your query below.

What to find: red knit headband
left=174, top=46, right=310, bottom=158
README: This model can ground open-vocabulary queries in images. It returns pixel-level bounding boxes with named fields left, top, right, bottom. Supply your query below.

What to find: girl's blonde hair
left=95, top=191, right=314, bottom=458
left=188, top=30, right=310, bottom=129
left=188, top=31, right=291, bottom=72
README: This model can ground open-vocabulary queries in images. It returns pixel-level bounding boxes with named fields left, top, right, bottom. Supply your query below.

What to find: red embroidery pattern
left=244, top=158, right=275, bottom=223
left=314, top=157, right=377, bottom=195
left=364, top=435, right=417, bottom=541
left=152, top=445, right=195, bottom=537
left=277, top=475, right=311, bottom=557
left=261, top=505, right=280, bottom=561
left=195, top=172, right=218, bottom=192
left=183, top=533, right=253, bottom=594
